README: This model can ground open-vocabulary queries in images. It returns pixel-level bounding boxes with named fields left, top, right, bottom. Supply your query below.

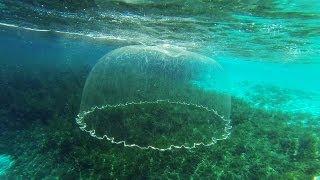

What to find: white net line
left=76, top=99, right=232, bottom=151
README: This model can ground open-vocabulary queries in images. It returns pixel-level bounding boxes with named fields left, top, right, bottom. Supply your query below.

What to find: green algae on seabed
left=1, top=95, right=319, bottom=178
left=0, top=64, right=319, bottom=178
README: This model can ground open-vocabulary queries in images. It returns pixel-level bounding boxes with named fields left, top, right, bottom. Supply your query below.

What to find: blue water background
left=1, top=23, right=318, bottom=117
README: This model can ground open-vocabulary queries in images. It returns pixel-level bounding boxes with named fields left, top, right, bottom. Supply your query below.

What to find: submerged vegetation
left=0, top=63, right=319, bottom=178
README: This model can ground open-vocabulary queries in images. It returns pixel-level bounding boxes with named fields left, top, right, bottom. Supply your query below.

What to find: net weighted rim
left=76, top=99, right=232, bottom=151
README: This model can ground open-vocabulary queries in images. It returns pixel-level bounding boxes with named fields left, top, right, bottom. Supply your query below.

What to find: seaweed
left=1, top=98, right=320, bottom=178
left=0, top=59, right=319, bottom=179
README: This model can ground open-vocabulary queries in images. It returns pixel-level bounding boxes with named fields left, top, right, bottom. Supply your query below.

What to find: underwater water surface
left=0, top=0, right=319, bottom=178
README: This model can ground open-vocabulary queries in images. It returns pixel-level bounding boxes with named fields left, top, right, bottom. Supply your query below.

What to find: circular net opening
left=76, top=45, right=231, bottom=150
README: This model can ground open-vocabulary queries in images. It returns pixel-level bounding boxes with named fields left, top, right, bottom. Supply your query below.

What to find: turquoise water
left=0, top=0, right=319, bottom=178
left=0, top=154, right=14, bottom=176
